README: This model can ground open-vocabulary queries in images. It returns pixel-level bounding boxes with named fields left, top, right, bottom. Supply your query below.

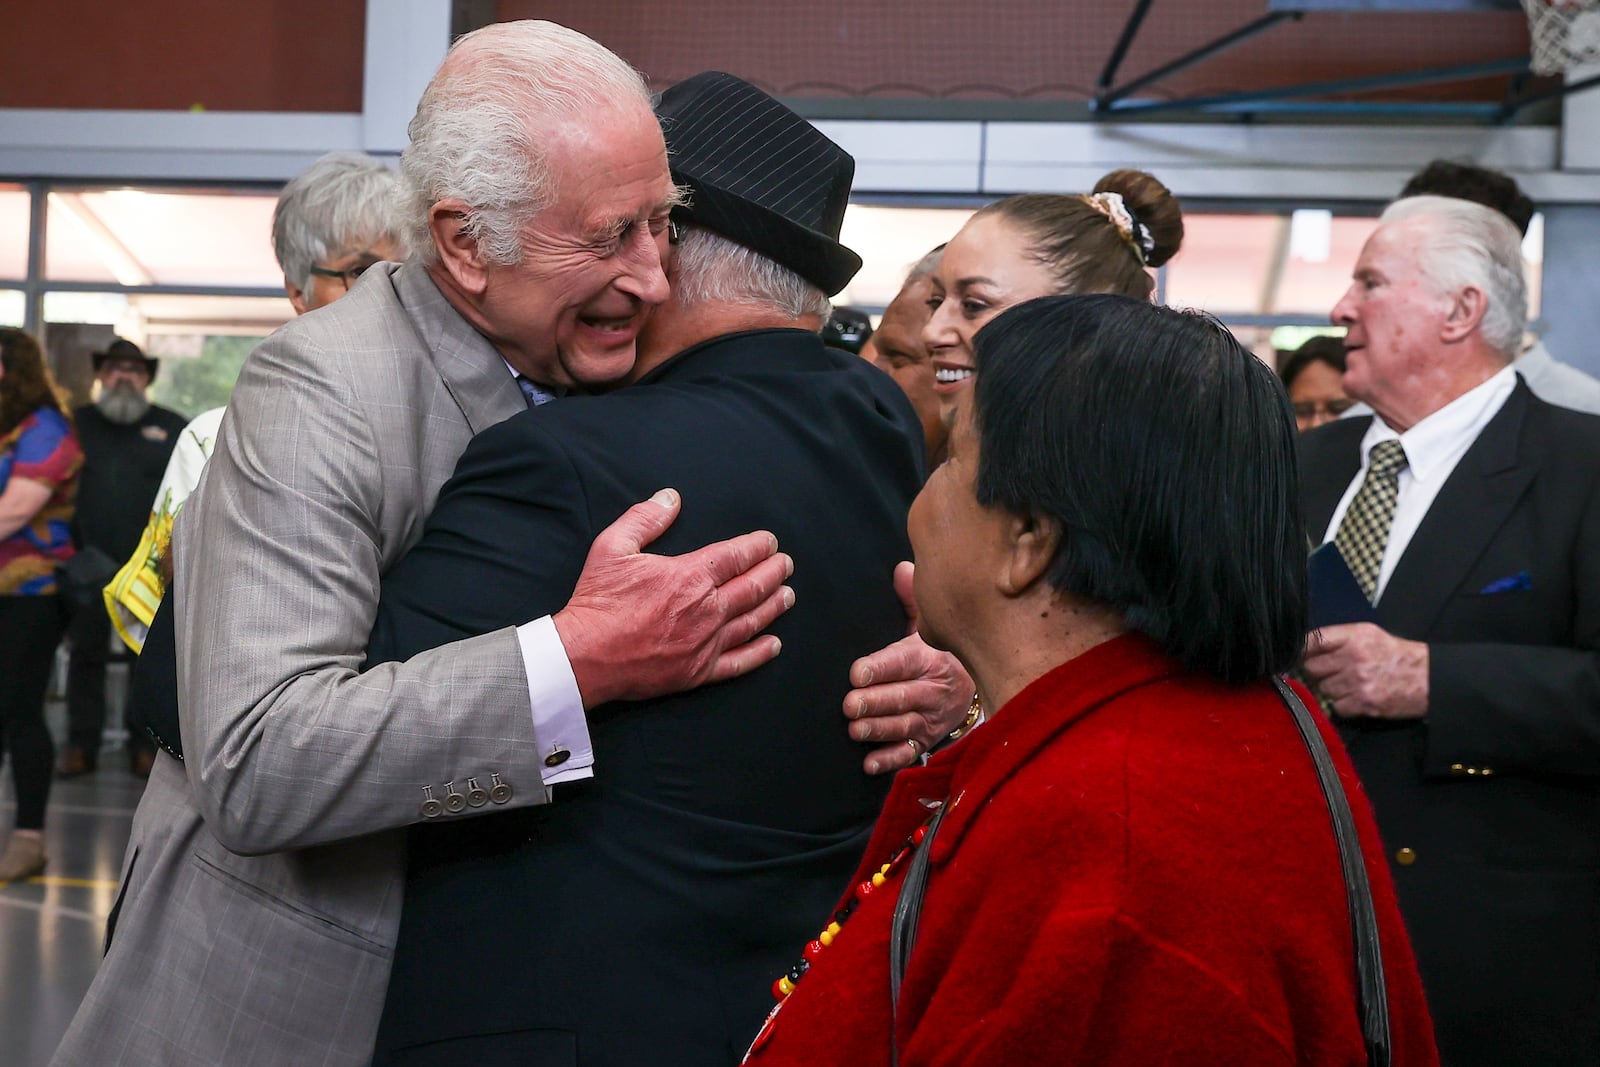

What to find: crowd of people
left=0, top=17, right=1595, bottom=1067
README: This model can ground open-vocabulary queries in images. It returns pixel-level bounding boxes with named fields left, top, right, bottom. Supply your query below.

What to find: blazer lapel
left=394, top=264, right=526, bottom=433
left=1300, top=417, right=1368, bottom=544
left=1377, top=383, right=1537, bottom=637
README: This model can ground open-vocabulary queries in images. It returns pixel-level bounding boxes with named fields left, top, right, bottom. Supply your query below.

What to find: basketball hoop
left=1523, top=0, right=1600, bottom=76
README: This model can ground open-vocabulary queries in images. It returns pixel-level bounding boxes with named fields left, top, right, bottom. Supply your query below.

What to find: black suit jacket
left=1299, top=382, right=1600, bottom=1067
left=367, top=329, right=924, bottom=1067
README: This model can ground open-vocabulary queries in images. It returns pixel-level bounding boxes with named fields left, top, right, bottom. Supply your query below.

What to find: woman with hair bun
left=924, top=168, right=1184, bottom=420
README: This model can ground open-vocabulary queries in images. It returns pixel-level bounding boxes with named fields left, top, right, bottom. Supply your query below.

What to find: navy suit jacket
left=1299, top=381, right=1600, bottom=1066
left=367, top=329, right=925, bottom=1067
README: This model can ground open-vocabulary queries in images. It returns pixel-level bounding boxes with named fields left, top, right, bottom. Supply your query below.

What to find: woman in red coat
left=744, top=295, right=1437, bottom=1066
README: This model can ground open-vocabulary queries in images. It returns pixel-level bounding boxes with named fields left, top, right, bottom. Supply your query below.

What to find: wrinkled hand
left=554, top=489, right=794, bottom=707
left=1302, top=622, right=1429, bottom=720
left=844, top=562, right=975, bottom=775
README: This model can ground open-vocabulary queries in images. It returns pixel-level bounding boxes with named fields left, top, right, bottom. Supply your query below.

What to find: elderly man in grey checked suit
left=50, top=22, right=847, bottom=1067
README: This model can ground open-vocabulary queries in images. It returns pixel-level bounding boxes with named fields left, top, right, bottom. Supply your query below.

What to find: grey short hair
left=1380, top=194, right=1527, bottom=357
left=272, top=152, right=403, bottom=294
left=671, top=226, right=832, bottom=321
left=398, top=21, right=653, bottom=266
left=905, top=246, right=943, bottom=284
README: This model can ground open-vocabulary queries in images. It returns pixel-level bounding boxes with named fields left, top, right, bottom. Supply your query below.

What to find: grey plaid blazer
left=54, top=264, right=546, bottom=1066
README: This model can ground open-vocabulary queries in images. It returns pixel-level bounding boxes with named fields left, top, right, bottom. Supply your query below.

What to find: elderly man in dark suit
left=364, top=74, right=925, bottom=1066
left=1299, top=194, right=1600, bottom=1066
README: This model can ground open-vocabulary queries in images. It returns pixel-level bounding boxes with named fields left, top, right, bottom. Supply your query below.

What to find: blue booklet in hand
left=1307, top=542, right=1379, bottom=630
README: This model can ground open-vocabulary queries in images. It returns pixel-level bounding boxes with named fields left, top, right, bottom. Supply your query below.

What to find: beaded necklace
left=744, top=806, right=941, bottom=1060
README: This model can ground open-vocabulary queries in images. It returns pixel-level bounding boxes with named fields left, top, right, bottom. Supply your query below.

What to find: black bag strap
left=1272, top=675, right=1392, bottom=1067
left=888, top=802, right=946, bottom=1067
left=888, top=679, right=1392, bottom=1067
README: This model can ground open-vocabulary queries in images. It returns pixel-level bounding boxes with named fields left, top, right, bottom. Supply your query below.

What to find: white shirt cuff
left=515, top=615, right=594, bottom=786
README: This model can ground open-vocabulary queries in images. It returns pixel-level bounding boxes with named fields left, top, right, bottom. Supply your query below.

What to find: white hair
left=670, top=226, right=832, bottom=321
left=398, top=21, right=653, bottom=266
left=272, top=152, right=402, bottom=294
left=1380, top=194, right=1528, bottom=357
left=904, top=246, right=943, bottom=285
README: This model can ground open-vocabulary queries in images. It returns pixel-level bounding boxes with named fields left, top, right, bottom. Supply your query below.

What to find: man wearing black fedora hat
left=60, top=337, right=185, bottom=778
left=365, top=72, right=927, bottom=1066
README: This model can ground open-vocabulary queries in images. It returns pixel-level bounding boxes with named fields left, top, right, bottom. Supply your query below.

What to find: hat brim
left=674, top=179, right=862, bottom=298
left=92, top=352, right=159, bottom=382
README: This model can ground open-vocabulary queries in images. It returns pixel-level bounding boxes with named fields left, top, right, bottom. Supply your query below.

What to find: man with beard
left=60, top=339, right=186, bottom=778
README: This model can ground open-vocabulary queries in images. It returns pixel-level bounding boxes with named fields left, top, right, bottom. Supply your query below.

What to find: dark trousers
left=0, top=595, right=65, bottom=828
left=65, top=601, right=149, bottom=758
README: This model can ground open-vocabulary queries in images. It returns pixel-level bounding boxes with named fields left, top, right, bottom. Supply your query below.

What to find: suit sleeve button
left=444, top=781, right=467, bottom=814
left=1395, top=847, right=1417, bottom=866
left=1449, top=763, right=1465, bottom=775
left=465, top=777, right=488, bottom=808
left=489, top=772, right=513, bottom=804
left=543, top=746, right=572, bottom=768
left=420, top=786, right=443, bottom=819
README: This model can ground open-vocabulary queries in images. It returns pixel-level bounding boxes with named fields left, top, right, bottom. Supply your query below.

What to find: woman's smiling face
left=922, top=212, right=1061, bottom=423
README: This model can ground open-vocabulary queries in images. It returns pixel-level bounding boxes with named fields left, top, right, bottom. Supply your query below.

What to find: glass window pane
left=1161, top=214, right=1281, bottom=317
left=147, top=335, right=265, bottom=420
left=837, top=204, right=972, bottom=308
left=0, top=185, right=30, bottom=280
left=43, top=291, right=290, bottom=416
left=46, top=187, right=283, bottom=287
left=1277, top=216, right=1379, bottom=318
left=0, top=290, right=23, bottom=326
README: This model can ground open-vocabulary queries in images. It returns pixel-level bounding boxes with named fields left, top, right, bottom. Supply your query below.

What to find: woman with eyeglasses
left=1281, top=334, right=1355, bottom=431
left=743, top=296, right=1437, bottom=1067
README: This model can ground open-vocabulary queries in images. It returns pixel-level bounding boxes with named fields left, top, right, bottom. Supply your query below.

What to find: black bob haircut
left=971, top=294, right=1307, bottom=684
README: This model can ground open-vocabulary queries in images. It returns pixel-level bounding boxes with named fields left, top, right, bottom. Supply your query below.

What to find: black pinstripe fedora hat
left=657, top=72, right=862, bottom=296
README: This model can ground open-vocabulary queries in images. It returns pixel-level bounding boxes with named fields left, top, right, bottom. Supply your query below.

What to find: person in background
left=1279, top=334, right=1353, bottom=431
left=0, top=327, right=82, bottom=882
left=57, top=338, right=186, bottom=779
left=821, top=306, right=874, bottom=355
left=1399, top=159, right=1600, bottom=415
left=862, top=247, right=946, bottom=469
left=744, top=295, right=1437, bottom=1066
left=105, top=151, right=405, bottom=659
left=924, top=169, right=1184, bottom=423
left=1300, top=195, right=1600, bottom=1065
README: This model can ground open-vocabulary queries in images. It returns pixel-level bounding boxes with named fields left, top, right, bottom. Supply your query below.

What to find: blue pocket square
left=1479, top=571, right=1532, bottom=594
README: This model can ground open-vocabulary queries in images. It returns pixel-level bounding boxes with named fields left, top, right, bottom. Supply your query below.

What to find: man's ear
left=428, top=198, right=491, bottom=297
left=283, top=276, right=309, bottom=316
left=999, top=510, right=1060, bottom=598
left=1440, top=284, right=1489, bottom=344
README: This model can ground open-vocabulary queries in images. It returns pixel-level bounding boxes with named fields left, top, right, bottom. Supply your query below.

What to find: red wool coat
left=744, top=634, right=1437, bottom=1066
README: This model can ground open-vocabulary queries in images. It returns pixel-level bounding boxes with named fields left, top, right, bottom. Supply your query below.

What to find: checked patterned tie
left=1333, top=439, right=1409, bottom=603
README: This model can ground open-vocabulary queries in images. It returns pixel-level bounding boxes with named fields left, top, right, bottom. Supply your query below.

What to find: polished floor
left=0, top=675, right=143, bottom=1067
